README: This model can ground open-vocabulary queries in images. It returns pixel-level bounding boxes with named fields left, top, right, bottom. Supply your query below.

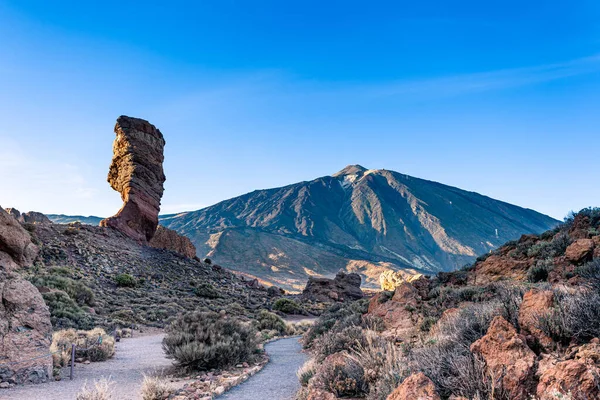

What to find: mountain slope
left=160, top=166, right=558, bottom=290
left=47, top=214, right=103, bottom=225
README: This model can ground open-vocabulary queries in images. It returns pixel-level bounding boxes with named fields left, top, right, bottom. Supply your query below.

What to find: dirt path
left=2, top=333, right=173, bottom=400
left=218, top=337, right=307, bottom=400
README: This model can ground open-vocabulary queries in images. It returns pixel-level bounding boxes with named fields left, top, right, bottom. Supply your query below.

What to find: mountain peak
left=332, top=164, right=368, bottom=177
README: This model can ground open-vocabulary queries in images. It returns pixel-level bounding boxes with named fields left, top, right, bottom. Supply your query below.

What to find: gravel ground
left=2, top=333, right=174, bottom=400
left=218, top=337, right=307, bottom=400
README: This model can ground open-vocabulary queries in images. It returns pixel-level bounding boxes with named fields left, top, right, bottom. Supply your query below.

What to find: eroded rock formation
left=386, top=372, right=441, bottom=400
left=301, top=271, right=363, bottom=302
left=3, top=209, right=52, bottom=225
left=149, top=225, right=197, bottom=258
left=100, top=116, right=166, bottom=244
left=0, top=208, right=52, bottom=384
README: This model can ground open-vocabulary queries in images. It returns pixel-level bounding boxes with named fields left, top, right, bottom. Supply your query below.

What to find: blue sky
left=0, top=1, right=598, bottom=219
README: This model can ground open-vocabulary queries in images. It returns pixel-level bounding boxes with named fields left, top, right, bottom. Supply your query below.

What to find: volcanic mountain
left=159, top=165, right=558, bottom=291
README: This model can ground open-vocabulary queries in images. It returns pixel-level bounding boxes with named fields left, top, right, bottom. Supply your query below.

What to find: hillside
left=47, top=214, right=103, bottom=225
left=160, top=165, right=558, bottom=290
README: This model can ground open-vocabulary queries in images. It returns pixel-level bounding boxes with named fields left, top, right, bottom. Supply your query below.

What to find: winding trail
left=218, top=337, right=307, bottom=400
left=2, top=333, right=174, bottom=400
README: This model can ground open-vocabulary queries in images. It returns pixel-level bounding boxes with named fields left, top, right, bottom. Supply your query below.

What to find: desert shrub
left=420, top=316, right=438, bottom=332
left=377, top=291, right=394, bottom=304
left=527, top=241, right=553, bottom=258
left=140, top=375, right=172, bottom=400
left=312, top=325, right=368, bottom=362
left=348, top=331, right=409, bottom=400
left=51, top=328, right=115, bottom=366
left=537, top=289, right=600, bottom=345
left=256, top=310, right=288, bottom=335
left=162, top=311, right=258, bottom=370
left=527, top=259, right=555, bottom=283
left=297, top=359, right=317, bottom=387
left=203, top=258, right=212, bottom=264
left=493, top=283, right=525, bottom=328
left=226, top=302, right=247, bottom=316
left=76, top=378, right=114, bottom=400
left=575, top=259, right=600, bottom=290
left=273, top=298, right=302, bottom=314
left=310, top=354, right=367, bottom=398
left=115, top=273, right=136, bottom=288
left=30, top=274, right=95, bottom=306
left=549, top=232, right=572, bottom=257
left=42, top=291, right=94, bottom=330
left=303, top=299, right=369, bottom=348
left=193, top=282, right=219, bottom=299
left=410, top=302, right=502, bottom=398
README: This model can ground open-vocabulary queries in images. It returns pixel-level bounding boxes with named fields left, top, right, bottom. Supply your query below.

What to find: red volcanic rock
left=470, top=316, right=537, bottom=400
left=149, top=226, right=196, bottom=258
left=536, top=343, right=600, bottom=400
left=100, top=116, right=166, bottom=244
left=565, top=239, right=594, bottom=264
left=368, top=282, right=420, bottom=341
left=0, top=208, right=52, bottom=384
left=386, top=372, right=440, bottom=400
left=518, top=289, right=555, bottom=350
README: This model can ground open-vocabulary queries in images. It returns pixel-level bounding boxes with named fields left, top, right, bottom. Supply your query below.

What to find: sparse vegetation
left=114, top=273, right=136, bottom=288
left=76, top=378, right=114, bottom=400
left=140, top=375, right=172, bottom=400
left=162, top=310, right=259, bottom=371
left=273, top=298, right=302, bottom=314
left=51, top=328, right=115, bottom=368
left=527, top=259, right=554, bottom=283
left=193, top=282, right=219, bottom=299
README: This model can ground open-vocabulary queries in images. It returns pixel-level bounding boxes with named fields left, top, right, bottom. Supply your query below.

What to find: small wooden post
left=70, top=344, right=76, bottom=380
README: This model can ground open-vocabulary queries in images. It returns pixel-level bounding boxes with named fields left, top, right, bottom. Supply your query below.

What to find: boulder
left=0, top=208, right=52, bottom=385
left=149, top=225, right=196, bottom=258
left=386, top=372, right=440, bottom=400
left=367, top=282, right=420, bottom=341
left=470, top=316, right=537, bottom=400
left=4, top=208, right=24, bottom=223
left=536, top=350, right=600, bottom=400
left=565, top=239, right=594, bottom=264
left=301, top=271, right=363, bottom=302
left=100, top=116, right=166, bottom=244
left=518, top=289, right=555, bottom=349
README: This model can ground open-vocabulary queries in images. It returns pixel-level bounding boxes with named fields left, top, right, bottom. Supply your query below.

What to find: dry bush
left=312, top=325, right=368, bottom=362
left=537, top=288, right=600, bottom=345
left=309, top=353, right=367, bottom=398
left=76, top=378, right=114, bottom=400
left=51, top=328, right=115, bottom=368
left=162, top=310, right=258, bottom=371
left=140, top=375, right=172, bottom=400
left=348, top=330, right=409, bottom=400
left=297, top=359, right=317, bottom=387
left=410, top=302, right=502, bottom=399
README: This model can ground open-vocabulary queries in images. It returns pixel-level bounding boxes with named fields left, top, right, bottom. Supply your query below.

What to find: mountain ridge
left=158, top=165, right=558, bottom=290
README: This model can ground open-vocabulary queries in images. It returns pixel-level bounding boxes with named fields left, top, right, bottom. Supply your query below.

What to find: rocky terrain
left=100, top=116, right=166, bottom=244
left=46, top=215, right=102, bottom=226
left=160, top=165, right=557, bottom=291
left=0, top=208, right=53, bottom=385
left=298, top=207, right=600, bottom=400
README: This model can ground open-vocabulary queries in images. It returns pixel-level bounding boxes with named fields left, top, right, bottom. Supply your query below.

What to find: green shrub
left=526, top=259, right=554, bottom=283
left=42, top=291, right=94, bottom=330
left=575, top=259, right=600, bottom=290
left=30, top=274, right=95, bottom=306
left=162, top=311, right=258, bottom=370
left=193, top=282, right=219, bottom=299
left=273, top=298, right=302, bottom=314
left=256, top=310, right=288, bottom=335
left=115, top=273, right=136, bottom=288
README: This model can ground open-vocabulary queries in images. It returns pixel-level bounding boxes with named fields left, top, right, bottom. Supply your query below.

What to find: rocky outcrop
left=0, top=208, right=52, bottom=385
left=368, top=282, right=421, bottom=341
left=518, top=289, right=555, bottom=350
left=301, top=271, right=363, bottom=302
left=149, top=226, right=197, bottom=258
left=3, top=209, right=52, bottom=225
left=536, top=342, right=600, bottom=399
left=470, top=316, right=537, bottom=400
left=565, top=239, right=594, bottom=264
left=100, top=116, right=166, bottom=244
left=386, top=372, right=440, bottom=400
left=379, top=270, right=422, bottom=291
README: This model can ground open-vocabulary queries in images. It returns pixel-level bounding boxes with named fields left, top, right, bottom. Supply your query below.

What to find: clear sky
left=1, top=1, right=598, bottom=220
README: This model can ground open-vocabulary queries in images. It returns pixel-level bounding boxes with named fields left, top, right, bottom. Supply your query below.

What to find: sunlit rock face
left=100, top=116, right=166, bottom=244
